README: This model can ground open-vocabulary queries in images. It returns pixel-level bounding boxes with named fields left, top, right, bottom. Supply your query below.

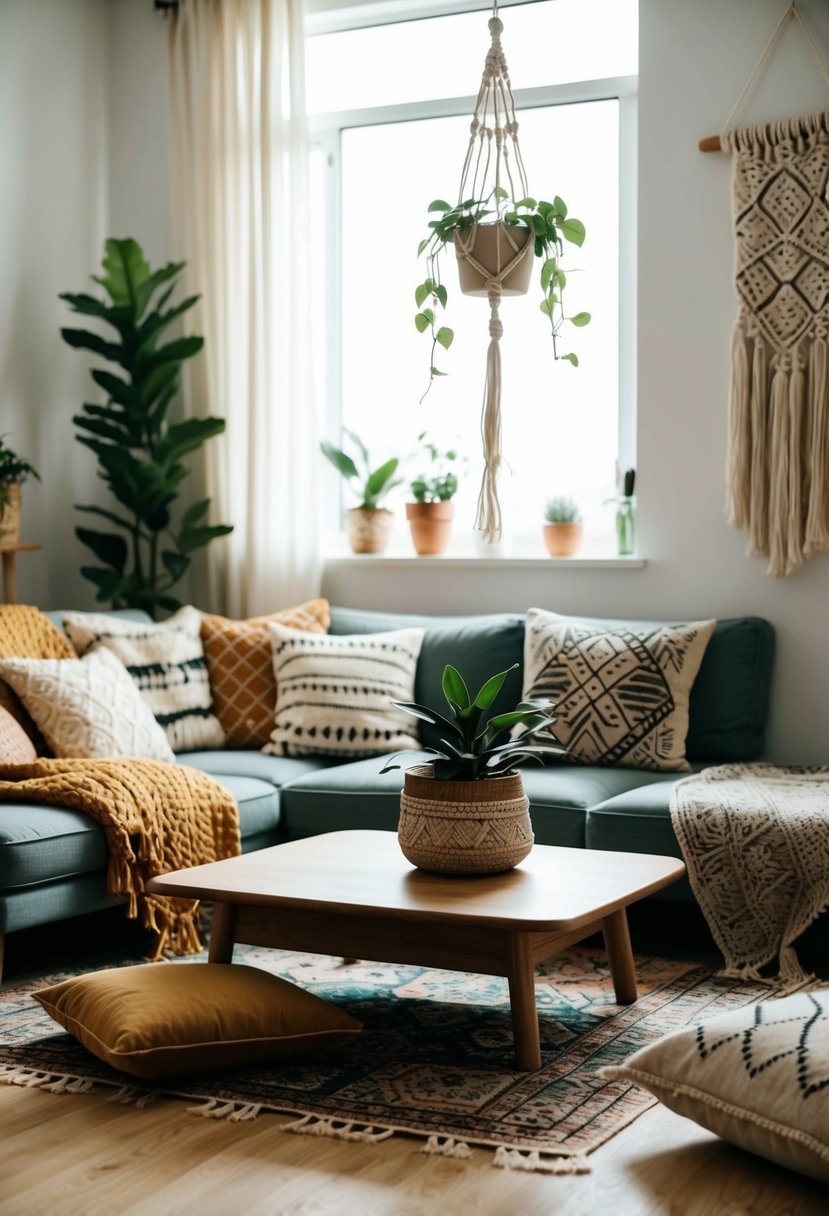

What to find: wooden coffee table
left=147, top=830, right=685, bottom=1070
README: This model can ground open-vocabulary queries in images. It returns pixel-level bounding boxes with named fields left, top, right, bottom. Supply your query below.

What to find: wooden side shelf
left=0, top=542, right=42, bottom=604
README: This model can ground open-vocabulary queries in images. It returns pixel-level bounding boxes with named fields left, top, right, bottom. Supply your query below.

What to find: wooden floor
left=1, top=909, right=827, bottom=1215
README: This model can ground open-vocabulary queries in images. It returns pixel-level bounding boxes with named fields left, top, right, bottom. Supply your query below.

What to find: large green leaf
left=365, top=458, right=399, bottom=501
left=135, top=295, right=201, bottom=364
left=178, top=523, right=233, bottom=553
left=60, top=328, right=123, bottom=364
left=180, top=497, right=211, bottom=530
left=161, top=549, right=190, bottom=581
left=73, top=415, right=135, bottom=446
left=76, top=502, right=144, bottom=537
left=156, top=417, right=226, bottom=464
left=134, top=262, right=186, bottom=320
left=92, top=239, right=151, bottom=311
left=473, top=663, right=518, bottom=711
left=76, top=527, right=128, bottom=572
left=141, top=335, right=204, bottom=373
left=320, top=442, right=359, bottom=481
left=442, top=665, right=470, bottom=711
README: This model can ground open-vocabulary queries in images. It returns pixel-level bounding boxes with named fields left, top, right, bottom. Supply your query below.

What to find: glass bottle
left=615, top=496, right=636, bottom=556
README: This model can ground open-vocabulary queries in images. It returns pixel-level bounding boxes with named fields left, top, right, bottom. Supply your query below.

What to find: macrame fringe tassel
left=804, top=332, right=829, bottom=555
left=420, top=1135, right=474, bottom=1158
left=767, top=360, right=791, bottom=577
left=474, top=286, right=504, bottom=543
left=726, top=325, right=751, bottom=528
left=280, top=1114, right=394, bottom=1143
left=785, top=356, right=805, bottom=576
left=748, top=337, right=769, bottom=555
left=493, top=1146, right=591, bottom=1175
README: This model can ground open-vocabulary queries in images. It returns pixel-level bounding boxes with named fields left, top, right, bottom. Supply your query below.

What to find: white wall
left=324, top=0, right=829, bottom=765
left=2, top=0, right=829, bottom=762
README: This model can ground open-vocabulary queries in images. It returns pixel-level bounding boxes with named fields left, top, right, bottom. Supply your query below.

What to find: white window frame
left=308, top=20, right=638, bottom=551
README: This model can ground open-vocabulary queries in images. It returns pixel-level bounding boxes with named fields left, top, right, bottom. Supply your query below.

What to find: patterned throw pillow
left=201, top=599, right=331, bottom=748
left=522, top=608, right=716, bottom=772
left=0, top=604, right=78, bottom=753
left=0, top=705, right=38, bottom=762
left=0, top=649, right=175, bottom=761
left=63, top=607, right=225, bottom=754
left=265, top=623, right=424, bottom=758
left=603, top=989, right=829, bottom=1183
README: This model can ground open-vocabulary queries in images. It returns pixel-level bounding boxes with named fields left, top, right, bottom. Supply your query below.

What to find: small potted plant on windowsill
left=543, top=495, right=583, bottom=557
left=406, top=434, right=462, bottom=557
left=382, top=661, right=562, bottom=875
left=321, top=429, right=402, bottom=555
left=414, top=189, right=591, bottom=400
left=0, top=436, right=39, bottom=546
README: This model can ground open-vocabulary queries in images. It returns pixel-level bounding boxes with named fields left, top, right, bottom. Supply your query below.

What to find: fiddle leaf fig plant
left=60, top=238, right=232, bottom=618
left=415, top=187, right=590, bottom=398
left=381, top=661, right=563, bottom=780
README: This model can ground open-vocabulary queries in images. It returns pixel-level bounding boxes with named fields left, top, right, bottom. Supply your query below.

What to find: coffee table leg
left=208, top=901, right=238, bottom=963
left=506, top=933, right=541, bottom=1071
left=602, top=908, right=637, bottom=1003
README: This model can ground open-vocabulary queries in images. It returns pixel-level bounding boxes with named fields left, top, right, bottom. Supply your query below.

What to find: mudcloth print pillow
left=201, top=599, right=330, bottom=748
left=522, top=608, right=716, bottom=772
left=0, top=649, right=175, bottom=762
left=265, top=624, right=424, bottom=758
left=603, top=989, right=829, bottom=1184
left=63, top=607, right=224, bottom=753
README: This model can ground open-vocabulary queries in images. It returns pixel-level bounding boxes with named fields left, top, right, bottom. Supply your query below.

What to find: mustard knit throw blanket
left=0, top=758, right=240, bottom=958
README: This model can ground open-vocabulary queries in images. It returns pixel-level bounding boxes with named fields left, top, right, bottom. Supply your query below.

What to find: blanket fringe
left=420, top=1135, right=474, bottom=1158
left=280, top=1113, right=394, bottom=1143
left=493, top=1146, right=591, bottom=1174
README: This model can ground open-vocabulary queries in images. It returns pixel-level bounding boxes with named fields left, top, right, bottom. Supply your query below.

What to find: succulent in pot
left=320, top=428, right=402, bottom=554
left=406, top=433, right=463, bottom=557
left=0, top=435, right=40, bottom=545
left=382, top=661, right=562, bottom=874
left=543, top=495, right=583, bottom=558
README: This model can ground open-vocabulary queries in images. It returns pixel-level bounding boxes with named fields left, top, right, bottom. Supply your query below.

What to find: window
left=307, top=0, right=638, bottom=554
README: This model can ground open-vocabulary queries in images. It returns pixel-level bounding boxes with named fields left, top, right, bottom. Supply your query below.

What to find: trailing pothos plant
left=414, top=187, right=591, bottom=399
left=381, top=661, right=563, bottom=781
left=60, top=239, right=232, bottom=618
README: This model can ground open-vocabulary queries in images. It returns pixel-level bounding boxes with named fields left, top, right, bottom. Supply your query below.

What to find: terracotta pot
left=454, top=223, right=533, bottom=297
left=543, top=522, right=582, bottom=558
left=398, top=764, right=533, bottom=875
left=0, top=482, right=21, bottom=545
left=346, top=507, right=394, bottom=554
left=406, top=501, right=454, bottom=556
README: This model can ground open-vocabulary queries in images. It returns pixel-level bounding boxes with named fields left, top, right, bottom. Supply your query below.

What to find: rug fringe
left=0, top=1066, right=95, bottom=1095
left=420, top=1135, right=474, bottom=1158
left=493, top=1147, right=591, bottom=1175
left=185, top=1098, right=260, bottom=1122
left=280, top=1113, right=394, bottom=1143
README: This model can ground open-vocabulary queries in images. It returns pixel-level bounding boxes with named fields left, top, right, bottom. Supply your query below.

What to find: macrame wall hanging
left=415, top=3, right=588, bottom=543
left=701, top=2, right=829, bottom=577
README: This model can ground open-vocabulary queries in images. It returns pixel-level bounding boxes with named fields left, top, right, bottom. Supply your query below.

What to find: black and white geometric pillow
left=521, top=608, right=716, bottom=772
left=264, top=623, right=424, bottom=758
left=63, top=607, right=225, bottom=754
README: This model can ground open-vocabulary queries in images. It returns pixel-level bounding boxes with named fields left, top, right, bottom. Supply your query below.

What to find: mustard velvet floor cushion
left=33, top=963, right=363, bottom=1080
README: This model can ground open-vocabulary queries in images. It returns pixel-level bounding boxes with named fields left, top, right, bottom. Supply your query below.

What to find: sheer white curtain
left=167, top=0, right=320, bottom=617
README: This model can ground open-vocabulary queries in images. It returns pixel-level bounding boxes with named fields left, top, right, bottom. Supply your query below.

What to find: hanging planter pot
left=398, top=764, right=533, bottom=875
left=0, top=482, right=21, bottom=545
left=454, top=223, right=533, bottom=297
left=346, top=506, right=394, bottom=555
left=406, top=500, right=454, bottom=556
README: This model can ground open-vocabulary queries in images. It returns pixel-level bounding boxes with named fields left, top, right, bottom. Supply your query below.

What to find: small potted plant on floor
left=0, top=436, right=39, bottom=546
left=382, top=662, right=561, bottom=875
left=543, top=495, right=583, bottom=557
left=321, top=429, right=402, bottom=554
left=406, top=434, right=462, bottom=557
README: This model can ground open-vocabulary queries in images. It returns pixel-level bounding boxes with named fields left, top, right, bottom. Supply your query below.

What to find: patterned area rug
left=0, top=946, right=770, bottom=1171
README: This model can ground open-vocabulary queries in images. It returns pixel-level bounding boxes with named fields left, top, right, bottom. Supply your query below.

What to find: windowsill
left=323, top=552, right=646, bottom=570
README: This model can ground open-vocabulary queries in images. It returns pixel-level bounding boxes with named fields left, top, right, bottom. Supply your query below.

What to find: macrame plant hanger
left=456, top=1, right=533, bottom=543
left=699, top=0, right=829, bottom=577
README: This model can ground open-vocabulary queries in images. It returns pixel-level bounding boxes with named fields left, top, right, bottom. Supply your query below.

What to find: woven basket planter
left=0, top=482, right=21, bottom=545
left=346, top=507, right=394, bottom=554
left=398, top=764, right=533, bottom=875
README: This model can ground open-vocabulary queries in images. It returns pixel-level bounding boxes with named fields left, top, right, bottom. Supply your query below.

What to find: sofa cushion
left=686, top=616, right=775, bottom=761
left=585, top=779, right=693, bottom=899
left=179, top=750, right=338, bottom=788
left=328, top=607, right=525, bottom=751
left=0, top=773, right=280, bottom=890
left=521, top=608, right=716, bottom=773
left=280, top=755, right=670, bottom=848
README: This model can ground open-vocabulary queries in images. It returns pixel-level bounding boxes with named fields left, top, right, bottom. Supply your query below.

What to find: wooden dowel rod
left=699, top=135, right=723, bottom=152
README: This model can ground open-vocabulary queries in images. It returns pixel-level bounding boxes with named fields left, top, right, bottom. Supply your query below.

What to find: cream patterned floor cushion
left=265, top=623, right=424, bottom=757
left=521, top=608, right=716, bottom=771
left=64, top=607, right=224, bottom=753
left=0, top=649, right=175, bottom=761
left=604, top=989, right=829, bottom=1183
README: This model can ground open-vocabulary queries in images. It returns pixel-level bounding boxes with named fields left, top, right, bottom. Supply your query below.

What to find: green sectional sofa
left=0, top=605, right=775, bottom=977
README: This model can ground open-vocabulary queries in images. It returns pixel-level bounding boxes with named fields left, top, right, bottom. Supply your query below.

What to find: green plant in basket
left=382, top=662, right=562, bottom=780
left=320, top=429, right=402, bottom=510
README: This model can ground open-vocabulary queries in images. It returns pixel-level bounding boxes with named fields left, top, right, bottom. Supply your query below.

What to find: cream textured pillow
left=201, top=599, right=331, bottom=748
left=0, top=705, right=38, bottom=762
left=63, top=607, right=224, bottom=753
left=0, top=649, right=175, bottom=761
left=34, top=962, right=363, bottom=1080
left=265, top=623, right=424, bottom=757
left=604, top=989, right=829, bottom=1183
left=521, top=608, right=716, bottom=772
